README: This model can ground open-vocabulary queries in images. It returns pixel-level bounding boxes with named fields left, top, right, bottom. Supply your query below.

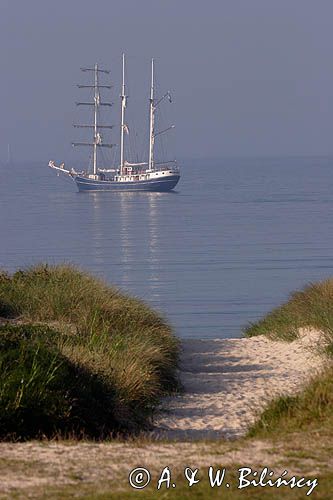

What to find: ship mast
left=120, top=53, right=127, bottom=176
left=148, top=58, right=155, bottom=171
left=73, top=65, right=114, bottom=176
left=93, top=63, right=99, bottom=175
left=7, top=144, right=11, bottom=165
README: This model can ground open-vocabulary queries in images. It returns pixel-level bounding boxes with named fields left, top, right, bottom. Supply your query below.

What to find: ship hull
left=74, top=174, right=180, bottom=192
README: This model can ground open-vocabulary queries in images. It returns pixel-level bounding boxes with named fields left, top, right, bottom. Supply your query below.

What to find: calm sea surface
left=1, top=157, right=333, bottom=338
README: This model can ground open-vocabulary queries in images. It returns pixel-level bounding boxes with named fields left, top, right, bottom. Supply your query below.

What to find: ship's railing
left=150, top=164, right=180, bottom=173
left=119, top=163, right=179, bottom=175
left=49, top=160, right=180, bottom=178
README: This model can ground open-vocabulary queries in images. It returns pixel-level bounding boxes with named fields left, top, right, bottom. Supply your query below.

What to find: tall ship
left=48, top=55, right=180, bottom=192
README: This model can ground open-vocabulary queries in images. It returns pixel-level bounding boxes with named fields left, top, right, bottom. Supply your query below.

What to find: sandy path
left=152, top=330, right=325, bottom=440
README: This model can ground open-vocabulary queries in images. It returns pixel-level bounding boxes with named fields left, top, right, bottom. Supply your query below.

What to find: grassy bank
left=244, top=279, right=333, bottom=346
left=244, top=279, right=333, bottom=440
left=0, top=264, right=179, bottom=440
left=247, top=364, right=333, bottom=438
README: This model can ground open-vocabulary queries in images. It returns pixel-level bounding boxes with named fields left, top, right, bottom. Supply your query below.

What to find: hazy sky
left=1, top=0, right=333, bottom=162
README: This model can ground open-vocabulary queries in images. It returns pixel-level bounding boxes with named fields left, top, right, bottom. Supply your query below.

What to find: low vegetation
left=245, top=278, right=333, bottom=440
left=244, top=279, right=333, bottom=346
left=247, top=364, right=333, bottom=438
left=0, top=264, right=179, bottom=440
left=26, top=468, right=333, bottom=499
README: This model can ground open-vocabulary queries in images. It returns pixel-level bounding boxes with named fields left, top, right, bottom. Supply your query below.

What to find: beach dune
left=152, top=330, right=324, bottom=440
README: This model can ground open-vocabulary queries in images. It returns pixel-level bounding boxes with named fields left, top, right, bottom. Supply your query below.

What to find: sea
left=1, top=157, right=333, bottom=339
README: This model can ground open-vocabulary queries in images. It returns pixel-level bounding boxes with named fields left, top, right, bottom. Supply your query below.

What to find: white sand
left=152, top=329, right=326, bottom=440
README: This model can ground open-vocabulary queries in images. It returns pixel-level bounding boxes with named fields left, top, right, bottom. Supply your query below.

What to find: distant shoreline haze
left=3, top=154, right=333, bottom=165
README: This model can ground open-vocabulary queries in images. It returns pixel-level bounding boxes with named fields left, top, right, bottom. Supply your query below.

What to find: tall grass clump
left=248, top=364, right=333, bottom=438
left=0, top=264, right=179, bottom=440
left=0, top=324, right=117, bottom=439
left=244, top=278, right=333, bottom=346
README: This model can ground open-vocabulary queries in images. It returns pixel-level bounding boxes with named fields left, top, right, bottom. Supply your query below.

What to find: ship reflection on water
left=88, top=191, right=171, bottom=318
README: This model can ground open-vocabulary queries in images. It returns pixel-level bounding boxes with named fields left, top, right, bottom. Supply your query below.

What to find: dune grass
left=244, top=279, right=333, bottom=347
left=0, top=264, right=180, bottom=440
left=244, top=278, right=333, bottom=439
left=0, top=323, right=118, bottom=439
left=247, top=364, right=333, bottom=438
